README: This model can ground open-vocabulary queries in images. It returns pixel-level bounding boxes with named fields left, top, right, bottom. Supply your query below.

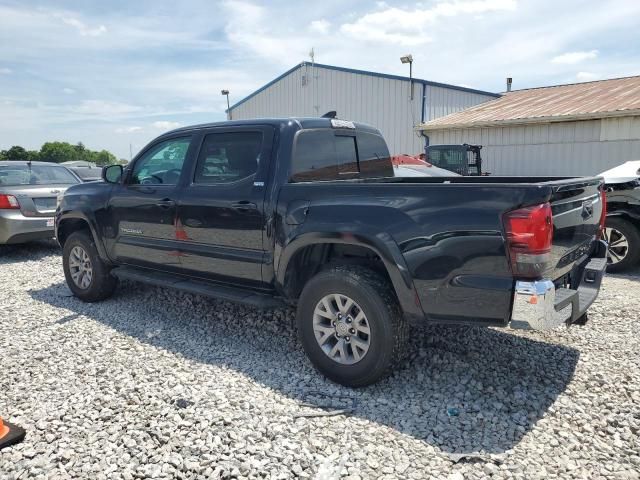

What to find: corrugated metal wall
left=230, top=64, right=495, bottom=155
left=427, top=116, right=640, bottom=176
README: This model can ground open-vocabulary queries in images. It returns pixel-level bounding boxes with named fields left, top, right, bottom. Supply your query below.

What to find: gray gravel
left=1, top=241, right=639, bottom=480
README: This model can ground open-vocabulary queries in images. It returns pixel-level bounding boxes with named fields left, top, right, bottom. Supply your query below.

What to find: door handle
left=156, top=198, right=175, bottom=209
left=231, top=201, right=258, bottom=211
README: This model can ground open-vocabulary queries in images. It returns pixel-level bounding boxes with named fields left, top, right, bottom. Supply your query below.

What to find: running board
left=111, top=266, right=287, bottom=309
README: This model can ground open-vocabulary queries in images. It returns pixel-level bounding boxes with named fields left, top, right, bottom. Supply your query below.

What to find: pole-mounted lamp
left=221, top=89, right=231, bottom=120
left=400, top=54, right=414, bottom=100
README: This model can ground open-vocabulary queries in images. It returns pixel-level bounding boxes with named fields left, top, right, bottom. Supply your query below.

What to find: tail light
left=503, top=202, right=553, bottom=278
left=0, top=194, right=20, bottom=209
left=596, top=188, right=607, bottom=240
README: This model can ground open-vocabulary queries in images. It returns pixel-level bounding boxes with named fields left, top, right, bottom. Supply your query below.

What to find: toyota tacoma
left=56, top=118, right=608, bottom=386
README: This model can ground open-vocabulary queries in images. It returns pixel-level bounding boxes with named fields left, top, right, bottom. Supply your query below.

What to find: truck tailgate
left=548, top=177, right=604, bottom=279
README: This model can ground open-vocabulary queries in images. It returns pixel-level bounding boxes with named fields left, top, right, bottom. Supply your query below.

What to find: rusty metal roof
left=420, top=75, right=640, bottom=130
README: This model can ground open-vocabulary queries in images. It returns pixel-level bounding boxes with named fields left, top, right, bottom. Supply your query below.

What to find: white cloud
left=0, top=68, right=12, bottom=74
left=340, top=0, right=517, bottom=45
left=70, top=100, right=142, bottom=117
left=62, top=87, right=75, bottom=94
left=309, top=19, right=331, bottom=34
left=576, top=71, right=600, bottom=81
left=55, top=14, right=107, bottom=37
left=152, top=121, right=181, bottom=130
left=551, top=50, right=598, bottom=64
left=115, top=126, right=142, bottom=133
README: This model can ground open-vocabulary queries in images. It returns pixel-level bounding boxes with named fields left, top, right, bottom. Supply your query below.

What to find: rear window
left=0, top=164, right=80, bottom=186
left=356, top=132, right=393, bottom=177
left=291, top=129, right=392, bottom=182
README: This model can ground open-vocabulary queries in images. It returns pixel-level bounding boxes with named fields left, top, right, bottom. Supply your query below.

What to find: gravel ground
left=1, top=241, right=639, bottom=480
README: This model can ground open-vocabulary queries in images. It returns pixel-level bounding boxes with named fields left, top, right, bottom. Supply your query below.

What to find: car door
left=175, top=126, right=274, bottom=288
left=105, top=135, right=196, bottom=271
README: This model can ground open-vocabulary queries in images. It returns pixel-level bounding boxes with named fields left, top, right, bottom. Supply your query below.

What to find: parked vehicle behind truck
left=56, top=118, right=608, bottom=386
left=600, top=161, right=640, bottom=272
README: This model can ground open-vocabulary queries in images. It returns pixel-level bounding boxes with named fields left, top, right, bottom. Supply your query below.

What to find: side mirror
left=102, top=165, right=123, bottom=184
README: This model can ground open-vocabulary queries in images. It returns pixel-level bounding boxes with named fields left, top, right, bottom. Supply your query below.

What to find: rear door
left=106, top=135, right=196, bottom=271
left=175, top=126, right=274, bottom=288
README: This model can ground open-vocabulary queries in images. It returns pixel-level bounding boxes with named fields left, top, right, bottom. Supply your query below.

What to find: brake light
left=0, top=194, right=20, bottom=209
left=597, top=188, right=607, bottom=240
left=503, top=202, right=553, bottom=278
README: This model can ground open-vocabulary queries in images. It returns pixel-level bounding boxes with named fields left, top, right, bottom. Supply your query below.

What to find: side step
left=111, top=266, right=287, bottom=309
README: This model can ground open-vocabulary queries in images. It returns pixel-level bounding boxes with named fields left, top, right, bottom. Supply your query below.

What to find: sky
left=1, top=0, right=639, bottom=159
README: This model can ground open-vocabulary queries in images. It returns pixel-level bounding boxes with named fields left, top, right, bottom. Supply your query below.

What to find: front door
left=175, top=127, right=274, bottom=288
left=106, top=135, right=195, bottom=271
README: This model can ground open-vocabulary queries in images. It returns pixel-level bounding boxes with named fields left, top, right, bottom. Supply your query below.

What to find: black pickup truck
left=56, top=118, right=608, bottom=386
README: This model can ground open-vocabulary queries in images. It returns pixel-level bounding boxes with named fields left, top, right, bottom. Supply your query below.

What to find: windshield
left=71, top=167, right=102, bottom=181
left=0, top=164, right=80, bottom=186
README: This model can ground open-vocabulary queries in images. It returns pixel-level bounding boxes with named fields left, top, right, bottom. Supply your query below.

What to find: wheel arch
left=57, top=212, right=110, bottom=263
left=276, top=231, right=423, bottom=321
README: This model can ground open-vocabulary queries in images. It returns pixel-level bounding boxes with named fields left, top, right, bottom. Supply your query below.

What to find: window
left=194, top=132, right=263, bottom=184
left=0, top=164, right=80, bottom=186
left=131, top=137, right=191, bottom=185
left=356, top=132, right=393, bottom=178
left=291, top=130, right=358, bottom=182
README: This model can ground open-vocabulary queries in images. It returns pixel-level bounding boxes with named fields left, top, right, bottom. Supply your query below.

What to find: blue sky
left=1, top=0, right=639, bottom=159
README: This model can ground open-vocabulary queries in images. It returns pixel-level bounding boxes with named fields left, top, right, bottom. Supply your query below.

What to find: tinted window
left=131, top=137, right=191, bottom=185
left=0, top=164, right=80, bottom=186
left=194, top=132, right=262, bottom=184
left=291, top=130, right=358, bottom=182
left=356, top=132, right=394, bottom=178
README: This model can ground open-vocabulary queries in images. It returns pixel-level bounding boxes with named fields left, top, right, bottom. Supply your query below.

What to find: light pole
left=221, top=89, right=231, bottom=120
left=400, top=54, right=413, bottom=100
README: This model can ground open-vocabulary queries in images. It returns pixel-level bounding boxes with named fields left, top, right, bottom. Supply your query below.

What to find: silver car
left=0, top=161, right=81, bottom=244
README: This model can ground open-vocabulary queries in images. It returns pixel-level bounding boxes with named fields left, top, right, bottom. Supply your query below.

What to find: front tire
left=296, top=266, right=408, bottom=387
left=62, top=231, right=117, bottom=302
left=604, top=217, right=640, bottom=273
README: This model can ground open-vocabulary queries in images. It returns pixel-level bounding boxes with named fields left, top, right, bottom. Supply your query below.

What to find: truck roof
left=164, top=117, right=381, bottom=136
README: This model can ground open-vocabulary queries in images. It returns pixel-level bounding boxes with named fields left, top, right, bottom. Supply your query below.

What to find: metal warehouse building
left=227, top=62, right=499, bottom=155
left=419, top=75, right=640, bottom=176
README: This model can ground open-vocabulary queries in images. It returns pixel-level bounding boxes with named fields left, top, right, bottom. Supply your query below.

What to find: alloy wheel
left=68, top=245, right=93, bottom=289
left=312, top=293, right=371, bottom=365
left=603, top=227, right=629, bottom=265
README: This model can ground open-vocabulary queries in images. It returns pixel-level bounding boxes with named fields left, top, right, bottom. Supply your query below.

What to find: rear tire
left=604, top=217, right=640, bottom=273
left=62, top=231, right=117, bottom=302
left=296, top=266, right=408, bottom=387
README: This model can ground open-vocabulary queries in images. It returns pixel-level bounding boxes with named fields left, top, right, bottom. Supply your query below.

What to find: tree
left=4, top=145, right=29, bottom=160
left=94, top=150, right=118, bottom=166
left=39, top=142, right=80, bottom=163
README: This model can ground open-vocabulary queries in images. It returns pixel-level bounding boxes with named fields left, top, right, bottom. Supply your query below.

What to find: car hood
left=599, top=160, right=640, bottom=184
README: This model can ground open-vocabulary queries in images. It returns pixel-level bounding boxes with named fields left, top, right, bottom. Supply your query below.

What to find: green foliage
left=40, top=142, right=79, bottom=163
left=1, top=141, right=119, bottom=164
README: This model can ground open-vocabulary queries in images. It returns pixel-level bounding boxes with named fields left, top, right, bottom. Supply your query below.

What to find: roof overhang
left=418, top=108, right=640, bottom=131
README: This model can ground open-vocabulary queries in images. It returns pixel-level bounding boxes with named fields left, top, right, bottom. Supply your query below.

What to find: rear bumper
left=0, top=211, right=55, bottom=244
left=509, top=240, right=607, bottom=330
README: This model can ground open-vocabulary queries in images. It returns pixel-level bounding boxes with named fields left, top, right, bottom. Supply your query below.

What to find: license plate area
left=33, top=197, right=57, bottom=212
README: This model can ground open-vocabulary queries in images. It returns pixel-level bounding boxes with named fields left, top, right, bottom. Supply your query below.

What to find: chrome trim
left=509, top=280, right=569, bottom=330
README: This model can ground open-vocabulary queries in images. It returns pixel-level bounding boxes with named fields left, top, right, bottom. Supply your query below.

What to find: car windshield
left=71, top=167, right=102, bottom=181
left=0, top=164, right=80, bottom=186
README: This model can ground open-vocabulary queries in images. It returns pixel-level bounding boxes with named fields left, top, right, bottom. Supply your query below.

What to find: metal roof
left=420, top=75, right=640, bottom=130
left=228, top=62, right=499, bottom=112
